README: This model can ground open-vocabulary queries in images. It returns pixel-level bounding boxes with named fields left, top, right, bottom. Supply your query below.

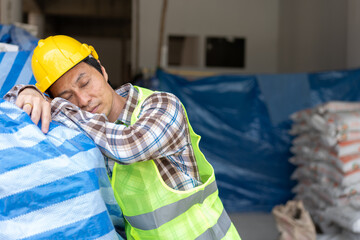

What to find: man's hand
left=16, top=88, right=51, bottom=133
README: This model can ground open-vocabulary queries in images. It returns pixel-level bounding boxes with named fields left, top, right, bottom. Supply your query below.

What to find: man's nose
left=77, top=92, right=91, bottom=109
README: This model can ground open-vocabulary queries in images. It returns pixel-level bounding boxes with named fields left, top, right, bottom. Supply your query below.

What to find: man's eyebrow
left=57, top=72, right=87, bottom=97
left=57, top=89, right=70, bottom=98
left=75, top=72, right=87, bottom=84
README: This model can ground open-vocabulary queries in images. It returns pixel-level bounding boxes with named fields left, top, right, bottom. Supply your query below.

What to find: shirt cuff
left=18, top=85, right=47, bottom=101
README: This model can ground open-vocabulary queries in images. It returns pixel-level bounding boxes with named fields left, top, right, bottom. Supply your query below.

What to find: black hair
left=82, top=56, right=114, bottom=88
left=82, top=56, right=103, bottom=76
left=45, top=56, right=104, bottom=98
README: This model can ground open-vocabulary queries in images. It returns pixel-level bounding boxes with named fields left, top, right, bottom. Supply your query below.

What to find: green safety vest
left=111, top=86, right=241, bottom=240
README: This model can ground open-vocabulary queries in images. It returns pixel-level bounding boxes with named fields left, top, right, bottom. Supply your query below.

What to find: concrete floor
left=229, top=212, right=279, bottom=240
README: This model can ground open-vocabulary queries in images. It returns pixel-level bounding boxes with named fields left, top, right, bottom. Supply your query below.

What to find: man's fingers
left=15, top=96, right=27, bottom=109
left=15, top=99, right=23, bottom=109
left=41, top=102, right=51, bottom=133
left=15, top=88, right=52, bottom=133
left=27, top=97, right=42, bottom=125
left=16, top=95, right=35, bottom=114
left=30, top=104, right=41, bottom=125
left=22, top=102, right=33, bottom=115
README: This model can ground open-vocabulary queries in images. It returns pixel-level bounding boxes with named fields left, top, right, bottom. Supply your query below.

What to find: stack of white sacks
left=290, top=101, right=360, bottom=239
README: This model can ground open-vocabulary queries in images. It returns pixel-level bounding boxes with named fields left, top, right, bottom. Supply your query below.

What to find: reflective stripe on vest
left=195, top=208, right=232, bottom=240
left=125, top=180, right=218, bottom=230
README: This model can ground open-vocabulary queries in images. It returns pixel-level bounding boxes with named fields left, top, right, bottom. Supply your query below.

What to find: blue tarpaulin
left=0, top=24, right=37, bottom=97
left=155, top=68, right=360, bottom=212
left=0, top=99, right=124, bottom=239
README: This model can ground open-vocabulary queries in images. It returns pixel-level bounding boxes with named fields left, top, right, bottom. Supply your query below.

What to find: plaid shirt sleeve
left=51, top=92, right=193, bottom=165
left=3, top=84, right=46, bottom=103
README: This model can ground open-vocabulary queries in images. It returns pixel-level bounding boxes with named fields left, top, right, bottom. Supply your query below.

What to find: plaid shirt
left=4, top=84, right=202, bottom=190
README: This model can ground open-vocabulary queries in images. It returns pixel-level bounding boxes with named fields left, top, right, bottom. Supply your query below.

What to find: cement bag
left=317, top=231, right=360, bottom=240
left=0, top=100, right=123, bottom=240
left=290, top=108, right=314, bottom=124
left=293, top=161, right=360, bottom=188
left=322, top=204, right=360, bottom=233
left=312, top=210, right=341, bottom=235
left=294, top=182, right=360, bottom=206
left=293, top=130, right=360, bottom=148
left=289, top=121, right=312, bottom=136
left=272, top=200, right=316, bottom=240
left=310, top=111, right=360, bottom=137
left=291, top=134, right=360, bottom=159
left=316, top=101, right=360, bottom=114
left=291, top=144, right=360, bottom=174
left=291, top=102, right=360, bottom=125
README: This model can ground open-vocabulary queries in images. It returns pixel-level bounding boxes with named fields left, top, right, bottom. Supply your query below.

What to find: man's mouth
left=90, top=105, right=99, bottom=114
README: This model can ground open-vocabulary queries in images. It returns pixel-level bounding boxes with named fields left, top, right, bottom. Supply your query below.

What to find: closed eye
left=80, top=81, right=89, bottom=88
left=64, top=94, right=73, bottom=100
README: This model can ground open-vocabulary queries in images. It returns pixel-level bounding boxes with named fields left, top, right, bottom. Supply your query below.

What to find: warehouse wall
left=0, top=0, right=22, bottom=24
left=134, top=0, right=280, bottom=74
left=347, top=0, right=360, bottom=69
left=278, top=0, right=348, bottom=73
left=136, top=1, right=357, bottom=75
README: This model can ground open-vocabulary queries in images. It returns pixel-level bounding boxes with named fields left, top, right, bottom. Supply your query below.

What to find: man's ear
left=98, top=60, right=109, bottom=82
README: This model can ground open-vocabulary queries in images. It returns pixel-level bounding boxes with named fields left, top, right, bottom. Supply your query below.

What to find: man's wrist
left=19, top=85, right=48, bottom=100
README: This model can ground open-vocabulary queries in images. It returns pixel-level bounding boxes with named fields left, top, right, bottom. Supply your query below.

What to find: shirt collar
left=115, top=83, right=139, bottom=125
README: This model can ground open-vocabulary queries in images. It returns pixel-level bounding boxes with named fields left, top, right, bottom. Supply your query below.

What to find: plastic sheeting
left=154, top=68, right=360, bottom=212
left=0, top=24, right=38, bottom=51
left=0, top=99, right=123, bottom=239
left=0, top=24, right=38, bottom=97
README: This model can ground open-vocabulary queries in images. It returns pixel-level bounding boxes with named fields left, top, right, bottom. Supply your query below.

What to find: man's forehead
left=75, top=72, right=87, bottom=83
left=51, top=72, right=87, bottom=96
left=63, top=64, right=91, bottom=83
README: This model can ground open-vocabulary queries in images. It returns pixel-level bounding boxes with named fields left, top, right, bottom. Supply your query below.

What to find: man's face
left=49, top=62, right=114, bottom=116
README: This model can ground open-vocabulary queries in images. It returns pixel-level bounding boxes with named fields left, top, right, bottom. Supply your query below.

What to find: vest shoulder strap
left=131, top=86, right=155, bottom=124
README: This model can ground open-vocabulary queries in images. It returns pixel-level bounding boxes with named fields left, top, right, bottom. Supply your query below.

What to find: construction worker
left=4, top=35, right=241, bottom=240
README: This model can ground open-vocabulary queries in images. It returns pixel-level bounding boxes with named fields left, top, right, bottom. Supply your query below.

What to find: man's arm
left=3, top=85, right=52, bottom=133
left=51, top=92, right=192, bottom=164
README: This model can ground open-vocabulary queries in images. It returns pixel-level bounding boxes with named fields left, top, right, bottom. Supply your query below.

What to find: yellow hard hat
left=32, top=35, right=99, bottom=92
